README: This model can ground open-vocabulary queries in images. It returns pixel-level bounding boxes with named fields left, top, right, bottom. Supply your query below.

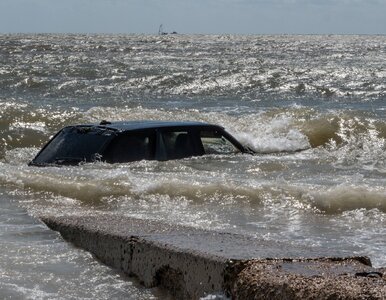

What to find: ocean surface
left=1, top=33, right=385, bottom=299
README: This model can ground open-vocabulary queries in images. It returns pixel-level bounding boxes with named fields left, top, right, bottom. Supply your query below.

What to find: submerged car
left=29, top=120, right=253, bottom=166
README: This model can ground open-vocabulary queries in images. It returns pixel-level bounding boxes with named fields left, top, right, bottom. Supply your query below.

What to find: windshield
left=31, top=126, right=115, bottom=165
left=199, top=130, right=241, bottom=155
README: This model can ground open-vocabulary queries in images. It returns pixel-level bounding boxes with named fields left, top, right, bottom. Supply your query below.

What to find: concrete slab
left=40, top=214, right=385, bottom=299
left=39, top=214, right=350, bottom=259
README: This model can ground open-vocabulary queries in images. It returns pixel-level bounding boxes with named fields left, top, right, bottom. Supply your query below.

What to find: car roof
left=79, top=120, right=224, bottom=132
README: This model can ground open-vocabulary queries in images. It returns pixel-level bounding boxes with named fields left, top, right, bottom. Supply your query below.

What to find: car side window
left=200, top=130, right=240, bottom=155
left=161, top=131, right=196, bottom=159
left=103, top=131, right=155, bottom=163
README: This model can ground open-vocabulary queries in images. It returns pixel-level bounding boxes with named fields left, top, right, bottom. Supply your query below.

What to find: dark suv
left=29, top=120, right=252, bottom=166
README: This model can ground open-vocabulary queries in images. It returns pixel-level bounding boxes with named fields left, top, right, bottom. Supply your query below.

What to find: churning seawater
left=1, top=34, right=386, bottom=298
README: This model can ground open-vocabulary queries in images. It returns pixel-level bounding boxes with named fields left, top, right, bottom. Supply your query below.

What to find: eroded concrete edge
left=41, top=216, right=227, bottom=299
left=225, top=258, right=385, bottom=300
left=40, top=216, right=386, bottom=300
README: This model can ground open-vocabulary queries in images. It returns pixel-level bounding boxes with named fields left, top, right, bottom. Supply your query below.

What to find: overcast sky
left=0, top=0, right=385, bottom=35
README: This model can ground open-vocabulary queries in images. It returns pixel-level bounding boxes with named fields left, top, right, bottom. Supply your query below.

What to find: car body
left=29, top=120, right=252, bottom=166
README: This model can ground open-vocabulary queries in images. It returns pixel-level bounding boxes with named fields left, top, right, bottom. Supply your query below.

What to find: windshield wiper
left=244, top=146, right=256, bottom=155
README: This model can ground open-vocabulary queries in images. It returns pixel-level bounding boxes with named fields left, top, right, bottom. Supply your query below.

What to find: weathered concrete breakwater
left=40, top=215, right=385, bottom=299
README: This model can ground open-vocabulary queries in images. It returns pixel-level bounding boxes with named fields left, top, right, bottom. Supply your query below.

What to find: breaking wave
left=2, top=103, right=386, bottom=165
left=2, top=154, right=386, bottom=216
left=305, top=185, right=386, bottom=214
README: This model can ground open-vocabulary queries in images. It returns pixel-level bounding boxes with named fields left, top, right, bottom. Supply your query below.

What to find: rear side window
left=159, top=128, right=241, bottom=160
left=103, top=130, right=155, bottom=163
left=33, top=126, right=114, bottom=165
left=160, top=131, right=197, bottom=160
left=200, top=130, right=240, bottom=155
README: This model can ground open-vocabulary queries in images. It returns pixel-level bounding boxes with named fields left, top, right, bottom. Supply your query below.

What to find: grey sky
left=0, top=0, right=385, bottom=34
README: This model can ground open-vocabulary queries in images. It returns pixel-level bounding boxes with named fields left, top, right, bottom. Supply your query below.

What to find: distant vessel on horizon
left=158, top=24, right=178, bottom=35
